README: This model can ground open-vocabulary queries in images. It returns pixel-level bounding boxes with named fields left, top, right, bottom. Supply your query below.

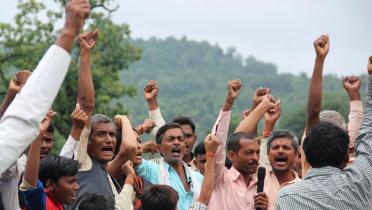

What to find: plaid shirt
left=189, top=202, right=208, bottom=210
left=276, top=74, right=372, bottom=209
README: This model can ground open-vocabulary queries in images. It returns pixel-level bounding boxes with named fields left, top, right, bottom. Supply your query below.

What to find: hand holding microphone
left=255, top=167, right=268, bottom=210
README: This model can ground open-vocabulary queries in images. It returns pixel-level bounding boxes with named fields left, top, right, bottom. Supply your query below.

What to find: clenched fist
left=342, top=76, right=361, bottom=101
left=144, top=80, right=159, bottom=101
left=313, top=34, right=330, bottom=58
left=368, top=56, right=372, bottom=75
left=79, top=30, right=98, bottom=52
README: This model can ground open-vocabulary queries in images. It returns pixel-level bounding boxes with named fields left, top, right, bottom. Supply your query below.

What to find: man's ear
left=46, top=179, right=57, bottom=190
left=228, top=150, right=236, bottom=163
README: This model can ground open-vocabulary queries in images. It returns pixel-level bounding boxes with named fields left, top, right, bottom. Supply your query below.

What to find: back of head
left=39, top=155, right=80, bottom=186
left=194, top=141, right=206, bottom=158
left=172, top=116, right=196, bottom=134
left=320, top=110, right=347, bottom=130
left=141, top=185, right=179, bottom=210
left=156, top=123, right=184, bottom=145
left=78, top=193, right=114, bottom=210
left=228, top=132, right=258, bottom=152
left=303, top=122, right=349, bottom=168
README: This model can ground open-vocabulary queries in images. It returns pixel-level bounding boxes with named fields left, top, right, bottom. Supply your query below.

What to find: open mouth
left=275, top=156, right=288, bottom=163
left=71, top=193, right=77, bottom=201
left=102, top=146, right=113, bottom=153
left=171, top=147, right=181, bottom=156
left=136, top=151, right=143, bottom=158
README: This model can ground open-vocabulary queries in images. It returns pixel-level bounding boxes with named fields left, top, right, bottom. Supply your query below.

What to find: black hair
left=156, top=123, right=184, bottom=145
left=141, top=185, right=179, bottom=210
left=78, top=193, right=114, bottom=210
left=172, top=116, right=196, bottom=134
left=46, top=122, right=54, bottom=133
left=267, top=129, right=299, bottom=152
left=227, top=132, right=258, bottom=153
left=39, top=155, right=80, bottom=186
left=194, top=141, right=206, bottom=158
left=302, top=122, right=349, bottom=168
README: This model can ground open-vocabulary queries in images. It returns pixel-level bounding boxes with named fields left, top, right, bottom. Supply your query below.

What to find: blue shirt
left=136, top=159, right=203, bottom=210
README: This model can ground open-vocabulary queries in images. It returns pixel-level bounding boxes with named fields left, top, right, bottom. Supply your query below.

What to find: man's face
left=194, top=154, right=207, bottom=175
left=88, top=122, right=116, bottom=162
left=180, top=124, right=196, bottom=155
left=52, top=175, right=79, bottom=205
left=159, top=128, right=186, bottom=165
left=40, top=132, right=54, bottom=159
left=132, top=132, right=143, bottom=166
left=268, top=137, right=297, bottom=173
left=229, top=139, right=260, bottom=175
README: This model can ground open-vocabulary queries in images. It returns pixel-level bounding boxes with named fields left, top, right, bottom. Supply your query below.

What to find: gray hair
left=267, top=129, right=299, bottom=152
left=89, top=114, right=114, bottom=141
left=320, top=110, right=347, bottom=130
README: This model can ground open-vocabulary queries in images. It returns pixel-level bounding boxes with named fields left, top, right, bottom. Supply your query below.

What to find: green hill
left=121, top=36, right=366, bottom=139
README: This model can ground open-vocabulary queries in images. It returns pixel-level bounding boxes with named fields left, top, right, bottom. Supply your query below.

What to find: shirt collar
left=269, top=168, right=301, bottom=185
left=304, top=166, right=342, bottom=180
left=229, top=166, right=258, bottom=185
left=163, top=160, right=192, bottom=182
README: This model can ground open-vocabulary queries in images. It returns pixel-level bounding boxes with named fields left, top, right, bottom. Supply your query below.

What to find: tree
left=0, top=0, right=141, bottom=152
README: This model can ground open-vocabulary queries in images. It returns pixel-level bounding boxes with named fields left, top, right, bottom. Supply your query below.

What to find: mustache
left=247, top=160, right=259, bottom=165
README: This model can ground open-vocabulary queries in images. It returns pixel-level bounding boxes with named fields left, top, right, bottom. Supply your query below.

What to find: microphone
left=256, top=167, right=266, bottom=210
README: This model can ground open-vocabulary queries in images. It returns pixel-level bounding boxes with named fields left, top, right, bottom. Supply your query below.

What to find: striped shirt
left=276, top=74, right=372, bottom=210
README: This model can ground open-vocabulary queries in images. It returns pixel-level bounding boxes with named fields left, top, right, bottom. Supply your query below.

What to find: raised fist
left=141, top=119, right=156, bottom=134
left=40, top=109, right=57, bottom=133
left=313, top=34, right=330, bottom=58
left=264, top=103, right=281, bottom=124
left=121, top=160, right=136, bottom=177
left=260, top=94, right=281, bottom=112
left=368, top=56, right=372, bottom=75
left=15, top=70, right=31, bottom=86
left=142, top=140, right=159, bottom=154
left=71, top=103, right=88, bottom=130
left=252, top=87, right=271, bottom=108
left=204, top=134, right=221, bottom=154
left=79, top=30, right=98, bottom=51
left=64, top=0, right=90, bottom=36
left=144, top=80, right=158, bottom=101
left=227, top=79, right=242, bottom=102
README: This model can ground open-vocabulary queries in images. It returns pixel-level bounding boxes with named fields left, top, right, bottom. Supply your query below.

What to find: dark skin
left=305, top=34, right=329, bottom=134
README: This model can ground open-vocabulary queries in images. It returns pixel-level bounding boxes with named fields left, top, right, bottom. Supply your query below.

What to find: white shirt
left=0, top=45, right=71, bottom=173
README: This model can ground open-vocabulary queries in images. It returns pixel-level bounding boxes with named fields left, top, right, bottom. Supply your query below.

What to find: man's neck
left=182, top=152, right=193, bottom=163
left=273, top=169, right=295, bottom=185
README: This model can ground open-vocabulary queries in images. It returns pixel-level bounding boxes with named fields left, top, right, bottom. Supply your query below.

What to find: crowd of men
left=1, top=1, right=372, bottom=210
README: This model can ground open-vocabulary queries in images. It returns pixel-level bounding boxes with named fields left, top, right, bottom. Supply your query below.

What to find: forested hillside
left=121, top=36, right=366, bottom=139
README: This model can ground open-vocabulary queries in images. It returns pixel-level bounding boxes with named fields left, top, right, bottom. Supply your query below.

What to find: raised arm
left=108, top=115, right=137, bottom=180
left=213, top=80, right=241, bottom=185
left=78, top=30, right=98, bottom=118
left=0, top=0, right=89, bottom=173
left=305, top=34, right=329, bottom=134
left=342, top=76, right=363, bottom=156
left=134, top=119, right=156, bottom=136
left=0, top=71, right=31, bottom=119
left=23, top=111, right=56, bottom=187
left=196, top=134, right=220, bottom=206
left=144, top=80, right=165, bottom=135
left=235, top=95, right=280, bottom=133
left=260, top=103, right=281, bottom=168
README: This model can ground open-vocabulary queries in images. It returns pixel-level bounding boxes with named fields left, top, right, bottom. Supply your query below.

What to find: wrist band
left=206, top=152, right=215, bottom=158
left=262, top=130, right=272, bottom=138
left=125, top=177, right=134, bottom=185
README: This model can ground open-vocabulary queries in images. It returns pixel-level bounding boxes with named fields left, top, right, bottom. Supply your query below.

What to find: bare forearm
left=55, top=29, right=76, bottom=54
left=222, top=98, right=234, bottom=111
left=197, top=156, right=215, bottom=205
left=235, top=104, right=266, bottom=133
left=78, top=51, right=95, bottom=116
left=306, top=56, right=325, bottom=132
left=147, top=99, right=158, bottom=111
left=24, top=137, right=42, bottom=187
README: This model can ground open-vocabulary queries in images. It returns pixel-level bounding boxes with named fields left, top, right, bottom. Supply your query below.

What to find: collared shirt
left=210, top=110, right=262, bottom=210
left=264, top=169, right=301, bottom=210
left=0, top=45, right=71, bottom=174
left=276, top=74, right=372, bottom=210
left=136, top=159, right=203, bottom=210
left=189, top=202, right=208, bottom=210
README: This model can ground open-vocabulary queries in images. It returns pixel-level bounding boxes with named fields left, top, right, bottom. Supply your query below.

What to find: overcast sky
left=1, top=0, right=371, bottom=75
